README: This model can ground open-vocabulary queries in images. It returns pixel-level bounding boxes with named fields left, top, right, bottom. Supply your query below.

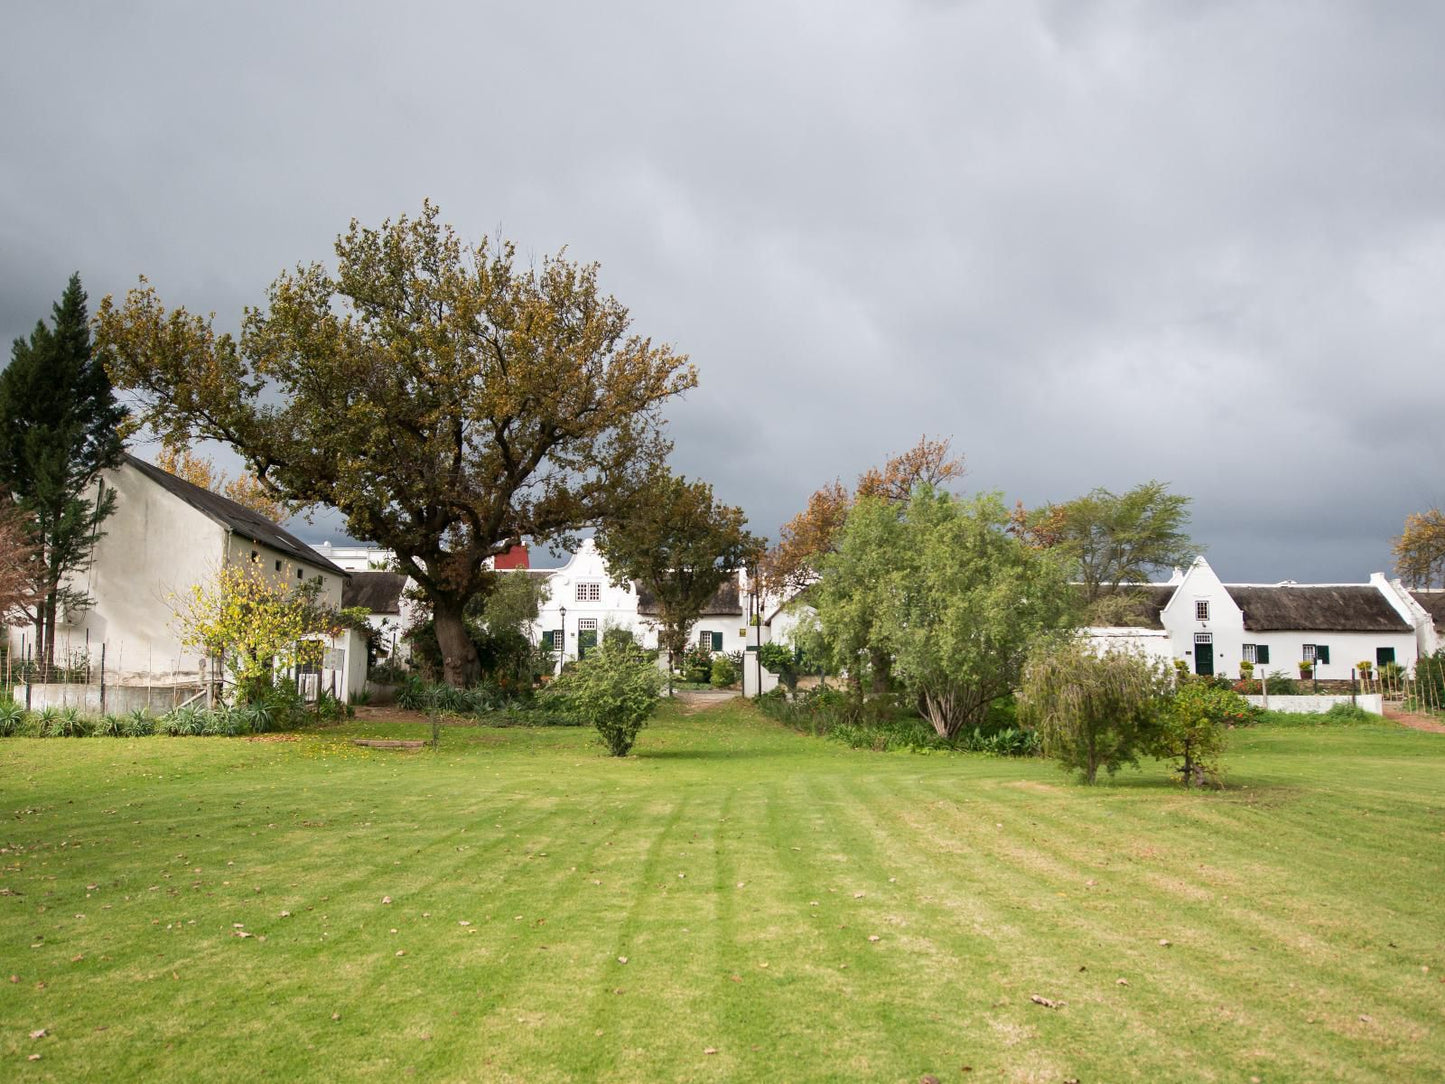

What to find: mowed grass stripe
left=3, top=703, right=1444, bottom=1082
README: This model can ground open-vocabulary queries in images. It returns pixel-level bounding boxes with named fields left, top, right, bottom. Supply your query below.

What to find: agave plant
left=93, top=713, right=125, bottom=737
left=124, top=709, right=155, bottom=737
left=0, top=700, right=25, bottom=737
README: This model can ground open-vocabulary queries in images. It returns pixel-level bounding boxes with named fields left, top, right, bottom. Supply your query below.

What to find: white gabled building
left=529, top=538, right=755, bottom=664
left=10, top=454, right=367, bottom=704
left=1086, top=557, right=1422, bottom=679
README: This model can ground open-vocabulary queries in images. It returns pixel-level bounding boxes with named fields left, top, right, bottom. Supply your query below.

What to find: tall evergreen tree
left=0, top=274, right=126, bottom=670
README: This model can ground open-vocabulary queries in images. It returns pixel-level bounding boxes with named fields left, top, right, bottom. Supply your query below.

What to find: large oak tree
left=96, top=203, right=696, bottom=685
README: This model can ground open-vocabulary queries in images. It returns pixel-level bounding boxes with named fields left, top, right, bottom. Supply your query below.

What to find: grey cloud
left=3, top=0, right=1443, bottom=582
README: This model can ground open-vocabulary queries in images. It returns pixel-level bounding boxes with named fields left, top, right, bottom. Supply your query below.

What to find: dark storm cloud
left=4, top=1, right=1442, bottom=581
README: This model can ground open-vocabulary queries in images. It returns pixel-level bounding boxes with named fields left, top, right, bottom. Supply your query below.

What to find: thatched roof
left=1409, top=589, right=1445, bottom=632
left=635, top=578, right=743, bottom=617
left=342, top=571, right=407, bottom=615
left=1224, top=585, right=1410, bottom=632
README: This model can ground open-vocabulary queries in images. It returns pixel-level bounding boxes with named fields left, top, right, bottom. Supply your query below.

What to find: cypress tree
left=0, top=274, right=126, bottom=671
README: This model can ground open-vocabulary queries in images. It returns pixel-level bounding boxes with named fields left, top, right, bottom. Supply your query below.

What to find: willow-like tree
left=595, top=469, right=762, bottom=691
left=96, top=203, right=696, bottom=685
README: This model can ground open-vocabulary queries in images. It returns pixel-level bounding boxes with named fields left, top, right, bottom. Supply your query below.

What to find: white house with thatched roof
left=529, top=538, right=753, bottom=664
left=1086, top=557, right=1422, bottom=679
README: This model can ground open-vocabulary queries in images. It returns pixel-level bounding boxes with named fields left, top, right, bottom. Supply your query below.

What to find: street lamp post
left=557, top=606, right=567, bottom=675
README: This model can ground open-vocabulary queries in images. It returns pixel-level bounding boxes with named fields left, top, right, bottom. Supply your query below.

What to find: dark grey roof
left=635, top=578, right=743, bottom=617
left=1224, top=585, right=1410, bottom=633
left=1409, top=589, right=1445, bottom=633
left=343, top=571, right=407, bottom=614
left=124, top=453, right=346, bottom=576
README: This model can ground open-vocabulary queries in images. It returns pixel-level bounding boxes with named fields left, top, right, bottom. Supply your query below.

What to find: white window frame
left=1195, top=632, right=1212, bottom=645
left=578, top=618, right=598, bottom=632
left=1195, top=600, right=1210, bottom=621
left=1242, top=643, right=1257, bottom=664
left=1303, top=644, right=1316, bottom=661
left=575, top=582, right=601, bottom=603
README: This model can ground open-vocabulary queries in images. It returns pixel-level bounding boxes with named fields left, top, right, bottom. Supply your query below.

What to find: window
left=297, top=567, right=304, bottom=579
left=698, top=630, right=712, bottom=649
left=578, top=618, right=598, bottom=631
left=1194, top=632, right=1212, bottom=645
left=250, top=550, right=259, bottom=563
left=1303, top=644, right=1315, bottom=662
left=1195, top=600, right=1210, bottom=621
left=1242, top=643, right=1256, bottom=664
left=1303, top=644, right=1329, bottom=665
left=1376, top=647, right=1396, bottom=667
left=275, top=559, right=282, bottom=572
left=1256, top=645, right=1270, bottom=665
left=575, top=582, right=600, bottom=602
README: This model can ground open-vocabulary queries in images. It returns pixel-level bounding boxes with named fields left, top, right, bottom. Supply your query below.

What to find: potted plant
left=1356, top=659, right=1374, bottom=679
left=1297, top=659, right=1314, bottom=678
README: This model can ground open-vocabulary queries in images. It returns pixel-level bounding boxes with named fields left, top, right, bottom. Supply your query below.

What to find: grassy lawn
left=1, top=701, right=1442, bottom=1082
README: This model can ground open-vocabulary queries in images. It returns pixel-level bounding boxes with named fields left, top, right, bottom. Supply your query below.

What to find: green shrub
left=709, top=654, right=736, bottom=688
left=1263, top=671, right=1299, bottom=695
left=756, top=643, right=800, bottom=694
left=1323, top=702, right=1375, bottom=724
left=547, top=640, right=662, bottom=756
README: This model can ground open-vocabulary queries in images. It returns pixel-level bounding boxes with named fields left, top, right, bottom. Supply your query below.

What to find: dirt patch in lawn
left=1383, top=704, right=1445, bottom=734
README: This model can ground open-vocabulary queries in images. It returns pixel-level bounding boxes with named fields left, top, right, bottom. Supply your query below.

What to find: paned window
left=1242, top=643, right=1256, bottom=663
left=575, top=582, right=601, bottom=602
left=1195, top=600, right=1210, bottom=621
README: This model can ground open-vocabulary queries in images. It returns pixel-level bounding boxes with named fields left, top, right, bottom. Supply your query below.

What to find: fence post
left=100, top=642, right=107, bottom=715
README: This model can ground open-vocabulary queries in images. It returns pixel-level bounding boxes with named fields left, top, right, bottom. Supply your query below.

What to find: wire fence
left=2, top=635, right=347, bottom=714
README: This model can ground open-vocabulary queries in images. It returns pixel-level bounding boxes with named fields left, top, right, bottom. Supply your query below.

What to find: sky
left=3, top=1, right=1443, bottom=582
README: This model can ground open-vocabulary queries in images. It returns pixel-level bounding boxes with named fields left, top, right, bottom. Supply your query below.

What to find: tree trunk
left=41, top=591, right=58, bottom=675
left=868, top=646, right=892, bottom=699
left=433, top=597, right=480, bottom=687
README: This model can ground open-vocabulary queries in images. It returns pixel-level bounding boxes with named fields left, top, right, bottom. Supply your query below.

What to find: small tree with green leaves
left=1155, top=681, right=1242, bottom=787
left=172, top=561, right=343, bottom=704
left=756, top=641, right=799, bottom=695
left=549, top=639, right=662, bottom=756
left=1019, top=641, right=1171, bottom=784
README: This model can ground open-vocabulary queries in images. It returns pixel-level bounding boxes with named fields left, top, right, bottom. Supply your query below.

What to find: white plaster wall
left=1244, top=630, right=1417, bottom=680
left=1082, top=627, right=1173, bottom=663
left=1159, top=558, right=1248, bottom=677
left=42, top=462, right=228, bottom=685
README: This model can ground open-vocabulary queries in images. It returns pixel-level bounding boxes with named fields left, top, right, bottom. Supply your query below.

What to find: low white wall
left=1244, top=693, right=1383, bottom=715
left=16, top=683, right=207, bottom=715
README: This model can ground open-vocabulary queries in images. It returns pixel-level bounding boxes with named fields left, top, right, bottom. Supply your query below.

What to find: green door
left=1194, top=636, right=1214, bottom=676
left=578, top=629, right=598, bottom=659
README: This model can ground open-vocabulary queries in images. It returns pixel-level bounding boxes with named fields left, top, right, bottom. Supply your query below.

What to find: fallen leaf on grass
left=1116, top=978, right=1129, bottom=986
left=729, top=974, right=742, bottom=983
left=27, top=1054, right=40, bottom=1061
left=331, top=1013, right=340, bottom=1022
left=704, top=1047, right=718, bottom=1055
left=29, top=1028, right=46, bottom=1040
left=868, top=935, right=881, bottom=943
left=617, top=956, right=628, bottom=964
left=395, top=950, right=405, bottom=957
left=1158, top=939, right=1171, bottom=947
left=381, top=896, right=392, bottom=905
left=459, top=920, right=471, bottom=927
left=1030, top=995, right=1062, bottom=1008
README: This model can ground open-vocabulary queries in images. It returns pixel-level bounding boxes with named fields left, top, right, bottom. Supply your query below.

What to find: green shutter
left=1256, top=645, right=1270, bottom=665
left=542, top=630, right=554, bottom=651
left=711, top=631, right=723, bottom=652
left=1316, top=645, right=1330, bottom=665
